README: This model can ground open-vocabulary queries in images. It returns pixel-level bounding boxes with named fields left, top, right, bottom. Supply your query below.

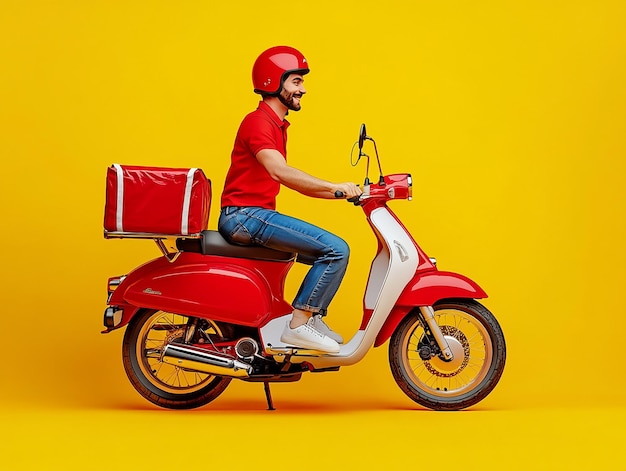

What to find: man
left=218, top=46, right=361, bottom=353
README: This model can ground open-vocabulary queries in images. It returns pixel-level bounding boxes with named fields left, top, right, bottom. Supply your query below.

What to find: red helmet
left=252, top=46, right=310, bottom=95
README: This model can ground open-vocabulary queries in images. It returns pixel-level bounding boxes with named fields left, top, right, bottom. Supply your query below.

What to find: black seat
left=176, top=230, right=295, bottom=262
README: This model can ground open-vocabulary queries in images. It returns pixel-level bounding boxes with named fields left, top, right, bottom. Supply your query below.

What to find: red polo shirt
left=220, top=101, right=289, bottom=210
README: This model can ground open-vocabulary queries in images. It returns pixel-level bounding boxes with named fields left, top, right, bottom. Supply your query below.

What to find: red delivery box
left=104, top=164, right=211, bottom=237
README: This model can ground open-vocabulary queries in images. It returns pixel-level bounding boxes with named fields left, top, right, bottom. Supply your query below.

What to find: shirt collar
left=258, top=101, right=290, bottom=129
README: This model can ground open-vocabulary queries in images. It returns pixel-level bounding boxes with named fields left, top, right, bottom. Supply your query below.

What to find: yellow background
left=1, top=1, right=625, bottom=469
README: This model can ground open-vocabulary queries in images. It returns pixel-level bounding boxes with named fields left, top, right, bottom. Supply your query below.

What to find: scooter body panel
left=110, top=252, right=294, bottom=328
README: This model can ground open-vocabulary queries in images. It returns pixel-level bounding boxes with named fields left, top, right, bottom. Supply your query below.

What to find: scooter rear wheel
left=389, top=299, right=506, bottom=411
left=122, top=309, right=232, bottom=409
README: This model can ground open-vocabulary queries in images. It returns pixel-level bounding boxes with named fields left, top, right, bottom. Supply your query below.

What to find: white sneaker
left=308, top=315, right=344, bottom=344
left=280, top=321, right=340, bottom=353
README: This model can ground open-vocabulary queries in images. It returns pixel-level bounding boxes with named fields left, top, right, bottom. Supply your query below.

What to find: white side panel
left=364, top=244, right=389, bottom=310
left=358, top=206, right=418, bottom=338
left=259, top=314, right=291, bottom=348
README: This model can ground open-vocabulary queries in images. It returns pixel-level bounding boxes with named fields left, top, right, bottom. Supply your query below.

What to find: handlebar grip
left=335, top=190, right=361, bottom=205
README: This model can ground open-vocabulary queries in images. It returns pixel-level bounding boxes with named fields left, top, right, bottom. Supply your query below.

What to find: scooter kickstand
left=263, top=382, right=275, bottom=411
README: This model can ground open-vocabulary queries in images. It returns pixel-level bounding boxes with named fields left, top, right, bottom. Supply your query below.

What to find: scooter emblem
left=393, top=240, right=409, bottom=262
left=143, top=287, right=162, bottom=296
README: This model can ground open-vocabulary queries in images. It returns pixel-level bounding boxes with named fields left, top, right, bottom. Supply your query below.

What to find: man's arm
left=256, top=149, right=361, bottom=199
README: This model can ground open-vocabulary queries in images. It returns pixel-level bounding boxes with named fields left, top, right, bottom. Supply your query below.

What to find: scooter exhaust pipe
left=161, top=343, right=253, bottom=378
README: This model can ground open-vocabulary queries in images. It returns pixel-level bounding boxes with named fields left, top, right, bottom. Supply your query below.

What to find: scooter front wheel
left=122, top=309, right=232, bottom=409
left=389, top=299, right=506, bottom=411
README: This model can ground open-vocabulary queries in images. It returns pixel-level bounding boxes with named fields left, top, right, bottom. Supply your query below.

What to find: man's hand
left=333, top=182, right=362, bottom=199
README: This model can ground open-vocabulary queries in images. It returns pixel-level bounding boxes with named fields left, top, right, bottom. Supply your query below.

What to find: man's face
left=279, top=74, right=306, bottom=111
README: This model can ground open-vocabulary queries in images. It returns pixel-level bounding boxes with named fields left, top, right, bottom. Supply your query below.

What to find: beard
left=278, top=89, right=302, bottom=111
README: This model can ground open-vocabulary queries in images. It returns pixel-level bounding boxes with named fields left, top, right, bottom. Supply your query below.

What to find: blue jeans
left=218, top=207, right=349, bottom=315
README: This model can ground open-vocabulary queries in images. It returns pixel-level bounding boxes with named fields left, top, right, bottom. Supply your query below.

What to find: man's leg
left=219, top=207, right=346, bottom=352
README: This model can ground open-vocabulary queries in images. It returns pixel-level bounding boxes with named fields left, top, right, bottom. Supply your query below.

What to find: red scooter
left=102, top=124, right=506, bottom=411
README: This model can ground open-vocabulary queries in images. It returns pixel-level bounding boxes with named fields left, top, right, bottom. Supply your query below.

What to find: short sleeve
left=240, top=114, right=282, bottom=157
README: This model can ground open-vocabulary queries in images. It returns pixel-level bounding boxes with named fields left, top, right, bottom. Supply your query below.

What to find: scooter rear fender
left=373, top=270, right=487, bottom=347
left=106, top=252, right=293, bottom=331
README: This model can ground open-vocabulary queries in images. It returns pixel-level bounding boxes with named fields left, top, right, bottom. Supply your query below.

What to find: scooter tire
left=389, top=299, right=506, bottom=411
left=122, top=309, right=232, bottom=409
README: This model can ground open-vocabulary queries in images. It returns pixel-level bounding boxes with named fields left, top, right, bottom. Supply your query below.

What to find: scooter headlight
left=407, top=174, right=413, bottom=201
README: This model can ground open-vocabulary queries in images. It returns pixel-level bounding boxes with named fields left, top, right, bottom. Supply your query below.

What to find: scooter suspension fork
left=418, top=306, right=454, bottom=361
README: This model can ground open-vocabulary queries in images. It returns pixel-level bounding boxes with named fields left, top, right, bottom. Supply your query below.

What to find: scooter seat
left=176, top=230, right=295, bottom=262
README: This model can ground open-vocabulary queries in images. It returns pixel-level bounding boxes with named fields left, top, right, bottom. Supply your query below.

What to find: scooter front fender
left=374, top=270, right=487, bottom=347
left=397, top=270, right=487, bottom=306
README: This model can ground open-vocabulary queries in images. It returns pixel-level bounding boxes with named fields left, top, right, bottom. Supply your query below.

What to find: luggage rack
left=104, top=230, right=202, bottom=263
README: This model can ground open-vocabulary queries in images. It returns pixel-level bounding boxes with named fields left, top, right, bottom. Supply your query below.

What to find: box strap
left=113, top=163, right=124, bottom=232
left=181, top=168, right=197, bottom=235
